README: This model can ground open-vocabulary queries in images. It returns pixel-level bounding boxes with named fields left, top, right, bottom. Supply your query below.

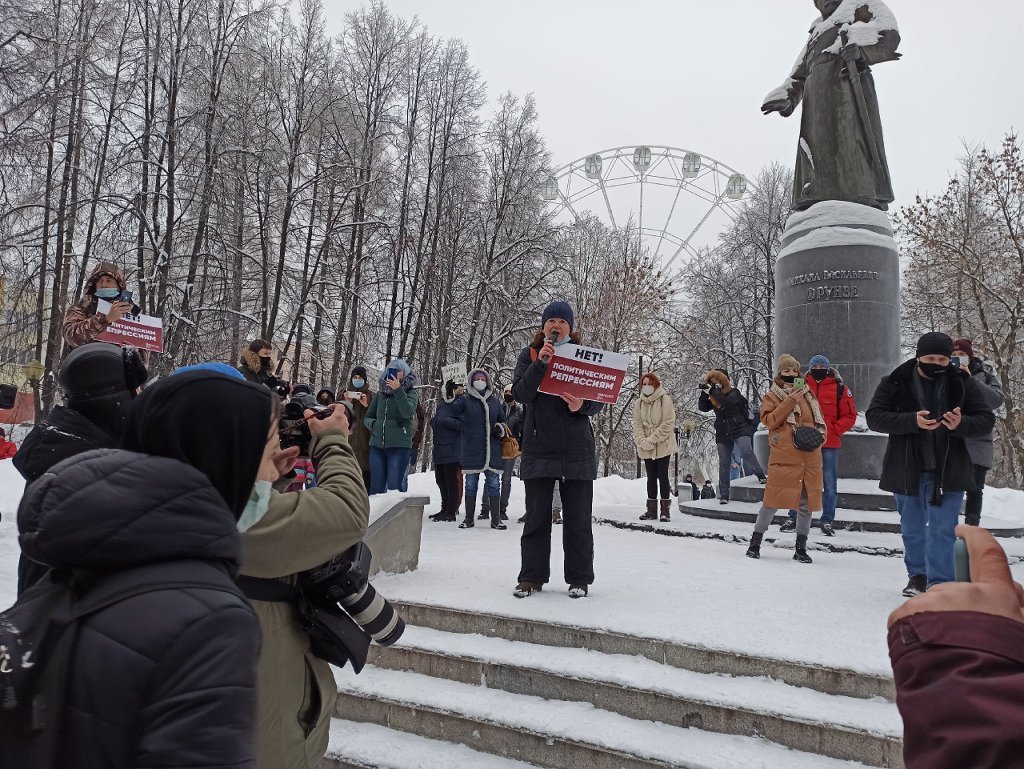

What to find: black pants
left=434, top=463, right=463, bottom=516
left=519, top=477, right=594, bottom=586
left=644, top=456, right=671, bottom=499
left=964, top=464, right=987, bottom=525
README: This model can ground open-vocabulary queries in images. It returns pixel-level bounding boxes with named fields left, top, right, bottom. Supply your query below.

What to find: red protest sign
left=538, top=343, right=629, bottom=404
left=95, top=299, right=164, bottom=353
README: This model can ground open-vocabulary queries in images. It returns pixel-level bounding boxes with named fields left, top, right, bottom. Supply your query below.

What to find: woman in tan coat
left=634, top=373, right=679, bottom=522
left=745, top=354, right=827, bottom=563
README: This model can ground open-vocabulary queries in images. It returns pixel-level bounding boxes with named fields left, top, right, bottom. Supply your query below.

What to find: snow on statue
left=762, top=0, right=900, bottom=211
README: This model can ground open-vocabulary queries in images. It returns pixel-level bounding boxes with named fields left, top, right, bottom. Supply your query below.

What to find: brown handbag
left=502, top=434, right=521, bottom=459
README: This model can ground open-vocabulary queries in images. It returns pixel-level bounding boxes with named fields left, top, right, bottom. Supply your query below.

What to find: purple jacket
left=889, top=611, right=1024, bottom=769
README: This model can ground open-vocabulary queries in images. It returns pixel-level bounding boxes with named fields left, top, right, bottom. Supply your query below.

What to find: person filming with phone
left=867, top=332, right=995, bottom=597
left=363, top=358, right=419, bottom=494
left=63, top=261, right=140, bottom=349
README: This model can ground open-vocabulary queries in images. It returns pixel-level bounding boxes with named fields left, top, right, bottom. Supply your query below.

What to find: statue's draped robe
left=783, top=14, right=900, bottom=210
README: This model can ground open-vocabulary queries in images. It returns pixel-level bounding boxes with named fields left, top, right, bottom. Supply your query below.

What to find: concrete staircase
left=325, top=601, right=903, bottom=769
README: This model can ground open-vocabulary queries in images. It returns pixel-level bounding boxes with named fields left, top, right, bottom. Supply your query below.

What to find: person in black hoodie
left=698, top=369, right=767, bottom=503
left=13, top=342, right=148, bottom=593
left=867, top=332, right=996, bottom=597
left=512, top=301, right=603, bottom=598
left=16, top=370, right=277, bottom=769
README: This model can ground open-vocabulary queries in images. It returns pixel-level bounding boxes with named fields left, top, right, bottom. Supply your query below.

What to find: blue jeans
left=789, top=447, right=839, bottom=522
left=894, top=472, right=964, bottom=587
left=369, top=446, right=412, bottom=494
left=465, top=469, right=500, bottom=499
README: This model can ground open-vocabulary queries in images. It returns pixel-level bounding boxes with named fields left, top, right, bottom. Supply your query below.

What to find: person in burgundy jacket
left=780, top=354, right=857, bottom=536
left=888, top=523, right=1024, bottom=769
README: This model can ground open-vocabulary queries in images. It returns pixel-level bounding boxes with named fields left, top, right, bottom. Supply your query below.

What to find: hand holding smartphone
left=792, top=377, right=805, bottom=389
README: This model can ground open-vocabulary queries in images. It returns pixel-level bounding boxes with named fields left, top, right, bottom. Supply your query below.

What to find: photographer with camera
left=238, top=338, right=290, bottom=398
left=699, top=369, right=767, bottom=504
left=236, top=386, right=370, bottom=768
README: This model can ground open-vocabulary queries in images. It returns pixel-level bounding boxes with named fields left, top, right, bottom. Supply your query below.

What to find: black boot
left=659, top=498, right=672, bottom=522
left=489, top=495, right=506, bottom=529
left=794, top=534, right=813, bottom=564
left=459, top=496, right=476, bottom=528
left=964, top=514, right=981, bottom=526
left=639, top=499, right=658, bottom=520
left=477, top=496, right=489, bottom=520
left=746, top=531, right=763, bottom=559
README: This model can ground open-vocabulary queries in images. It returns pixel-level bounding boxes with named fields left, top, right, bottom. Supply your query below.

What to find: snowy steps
left=327, top=603, right=903, bottom=769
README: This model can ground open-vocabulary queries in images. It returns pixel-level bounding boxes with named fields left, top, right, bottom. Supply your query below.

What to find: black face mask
left=504, top=394, right=514, bottom=403
left=808, top=369, right=829, bottom=382
left=918, top=362, right=948, bottom=379
left=779, top=374, right=797, bottom=384
left=259, top=356, right=272, bottom=370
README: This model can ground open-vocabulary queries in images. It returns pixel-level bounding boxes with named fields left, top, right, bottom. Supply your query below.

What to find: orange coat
left=760, top=387, right=825, bottom=512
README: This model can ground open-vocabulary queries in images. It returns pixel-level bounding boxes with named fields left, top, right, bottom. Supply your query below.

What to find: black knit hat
left=541, top=301, right=574, bottom=330
left=916, top=332, right=953, bottom=358
left=350, top=366, right=368, bottom=378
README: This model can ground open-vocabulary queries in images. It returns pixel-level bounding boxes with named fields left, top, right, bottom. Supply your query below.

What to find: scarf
left=768, top=383, right=827, bottom=436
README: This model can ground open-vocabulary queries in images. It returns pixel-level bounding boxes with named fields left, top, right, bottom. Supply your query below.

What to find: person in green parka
left=364, top=358, right=419, bottom=493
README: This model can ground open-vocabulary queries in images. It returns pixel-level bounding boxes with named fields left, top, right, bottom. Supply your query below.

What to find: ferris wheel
left=541, top=145, right=753, bottom=270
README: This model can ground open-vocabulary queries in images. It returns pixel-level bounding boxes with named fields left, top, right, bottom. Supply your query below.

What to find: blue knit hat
left=542, top=301, right=574, bottom=330
left=808, top=354, right=831, bottom=369
left=174, top=361, right=245, bottom=380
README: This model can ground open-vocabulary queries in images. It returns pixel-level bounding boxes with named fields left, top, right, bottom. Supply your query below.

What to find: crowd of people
left=0, top=262, right=1020, bottom=769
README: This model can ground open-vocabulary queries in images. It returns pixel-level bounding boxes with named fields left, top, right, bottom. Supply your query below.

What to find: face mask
left=918, top=362, right=947, bottom=379
left=259, top=356, right=272, bottom=369
left=95, top=287, right=120, bottom=299
left=641, top=385, right=655, bottom=396
left=554, top=336, right=570, bottom=347
left=809, top=369, right=828, bottom=382
left=237, top=480, right=273, bottom=532
left=351, top=378, right=365, bottom=389
left=504, top=394, right=514, bottom=403
left=473, top=380, right=488, bottom=392
left=779, top=374, right=797, bottom=384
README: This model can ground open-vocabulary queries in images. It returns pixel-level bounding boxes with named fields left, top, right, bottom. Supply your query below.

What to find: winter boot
left=489, top=496, right=506, bottom=530
left=639, top=499, right=658, bottom=520
left=568, top=584, right=588, bottom=599
left=459, top=497, right=476, bottom=529
left=964, top=513, right=981, bottom=527
left=500, top=509, right=509, bottom=521
left=428, top=510, right=455, bottom=522
left=659, top=498, right=672, bottom=522
left=779, top=519, right=796, bottom=533
left=513, top=581, right=543, bottom=598
left=552, top=508, right=563, bottom=525
left=517, top=514, right=527, bottom=523
left=746, top=531, right=763, bottom=559
left=793, top=534, right=813, bottom=564
left=820, top=522, right=836, bottom=537
left=477, top=496, right=489, bottom=520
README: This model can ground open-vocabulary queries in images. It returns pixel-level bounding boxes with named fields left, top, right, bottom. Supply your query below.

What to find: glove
left=491, top=423, right=506, bottom=439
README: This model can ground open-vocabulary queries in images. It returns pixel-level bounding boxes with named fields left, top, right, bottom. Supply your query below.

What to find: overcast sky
left=323, top=0, right=1022, bottom=232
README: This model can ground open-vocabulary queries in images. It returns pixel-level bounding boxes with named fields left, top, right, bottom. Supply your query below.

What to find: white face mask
left=237, top=480, right=273, bottom=532
left=641, top=385, right=655, bottom=396
left=472, top=380, right=488, bottom=392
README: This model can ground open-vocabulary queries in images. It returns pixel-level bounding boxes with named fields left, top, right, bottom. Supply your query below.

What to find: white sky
left=323, top=0, right=1023, bottom=243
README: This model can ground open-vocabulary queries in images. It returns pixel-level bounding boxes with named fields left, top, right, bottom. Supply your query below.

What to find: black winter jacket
left=512, top=343, right=603, bottom=480
left=17, top=449, right=260, bottom=769
left=13, top=405, right=118, bottom=593
left=699, top=388, right=754, bottom=442
left=866, top=359, right=996, bottom=495
left=430, top=398, right=464, bottom=465
left=503, top=401, right=524, bottom=442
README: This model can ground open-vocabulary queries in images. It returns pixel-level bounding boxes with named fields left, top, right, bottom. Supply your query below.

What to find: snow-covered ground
left=3, top=461, right=1022, bottom=679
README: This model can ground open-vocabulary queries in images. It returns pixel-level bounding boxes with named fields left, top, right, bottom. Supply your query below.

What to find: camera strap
left=235, top=576, right=298, bottom=603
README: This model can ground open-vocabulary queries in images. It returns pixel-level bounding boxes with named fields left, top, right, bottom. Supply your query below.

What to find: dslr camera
left=300, top=541, right=405, bottom=647
left=279, top=392, right=349, bottom=455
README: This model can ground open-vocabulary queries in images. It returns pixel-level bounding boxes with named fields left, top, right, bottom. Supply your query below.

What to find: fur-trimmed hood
left=703, top=369, right=733, bottom=395
left=239, top=347, right=266, bottom=373
left=85, top=261, right=127, bottom=296
left=467, top=368, right=493, bottom=400
left=378, top=360, right=418, bottom=395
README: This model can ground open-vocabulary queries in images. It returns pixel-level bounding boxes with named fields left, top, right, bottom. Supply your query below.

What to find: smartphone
left=120, top=290, right=134, bottom=304
left=954, top=537, right=971, bottom=582
left=345, top=391, right=362, bottom=400
left=386, top=367, right=399, bottom=381
left=951, top=357, right=961, bottom=368
left=793, top=377, right=805, bottom=388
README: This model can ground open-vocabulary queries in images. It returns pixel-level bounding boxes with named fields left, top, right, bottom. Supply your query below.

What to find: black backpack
left=0, top=562, right=235, bottom=769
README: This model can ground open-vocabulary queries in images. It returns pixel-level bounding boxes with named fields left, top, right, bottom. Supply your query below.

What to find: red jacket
left=0, top=439, right=16, bottom=459
left=807, top=371, right=856, bottom=449
left=889, top=611, right=1024, bottom=769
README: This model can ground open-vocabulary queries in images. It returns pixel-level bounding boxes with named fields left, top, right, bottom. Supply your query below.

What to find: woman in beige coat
left=634, top=373, right=679, bottom=522
left=745, top=355, right=826, bottom=564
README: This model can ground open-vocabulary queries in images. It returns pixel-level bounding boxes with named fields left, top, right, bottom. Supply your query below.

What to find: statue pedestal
left=766, top=201, right=901, bottom=480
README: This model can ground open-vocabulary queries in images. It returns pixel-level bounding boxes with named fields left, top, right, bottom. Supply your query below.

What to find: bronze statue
left=762, top=0, right=900, bottom=211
